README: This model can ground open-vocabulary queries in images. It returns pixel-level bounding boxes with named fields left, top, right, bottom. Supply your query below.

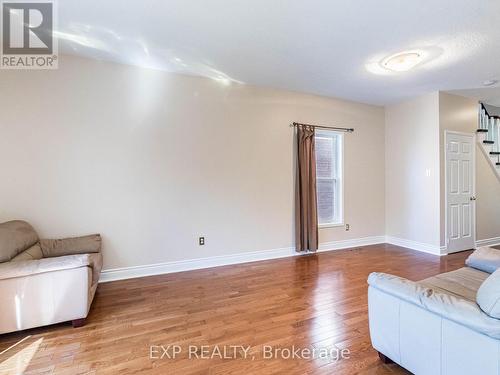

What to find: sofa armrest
left=0, top=254, right=99, bottom=282
left=368, top=272, right=500, bottom=339
left=367, top=272, right=425, bottom=305
left=40, top=234, right=101, bottom=257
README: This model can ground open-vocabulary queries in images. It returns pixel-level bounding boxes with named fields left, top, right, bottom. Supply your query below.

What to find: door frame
left=444, top=130, right=477, bottom=253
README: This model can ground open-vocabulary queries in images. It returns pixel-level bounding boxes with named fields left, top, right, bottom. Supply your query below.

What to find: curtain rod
left=291, top=122, right=354, bottom=132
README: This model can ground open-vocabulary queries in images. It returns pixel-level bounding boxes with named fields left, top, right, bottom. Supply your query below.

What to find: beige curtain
left=295, top=125, right=318, bottom=252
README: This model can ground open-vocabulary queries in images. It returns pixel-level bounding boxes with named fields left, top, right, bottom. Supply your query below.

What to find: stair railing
left=495, top=118, right=500, bottom=155
left=479, top=102, right=500, bottom=172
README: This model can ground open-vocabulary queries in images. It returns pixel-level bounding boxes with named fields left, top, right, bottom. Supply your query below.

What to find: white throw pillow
left=477, top=268, right=500, bottom=319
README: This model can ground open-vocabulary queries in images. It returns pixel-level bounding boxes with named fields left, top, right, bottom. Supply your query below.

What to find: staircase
left=478, top=103, right=500, bottom=181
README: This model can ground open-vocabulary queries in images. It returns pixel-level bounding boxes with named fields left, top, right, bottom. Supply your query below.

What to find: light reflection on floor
left=0, top=336, right=43, bottom=375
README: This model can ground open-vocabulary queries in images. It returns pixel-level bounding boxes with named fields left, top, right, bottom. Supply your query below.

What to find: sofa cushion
left=466, top=246, right=500, bottom=274
left=477, top=268, right=500, bottom=319
left=11, top=243, right=43, bottom=262
left=0, top=253, right=100, bottom=281
left=40, top=234, right=101, bottom=257
left=0, top=220, right=39, bottom=263
left=420, top=267, right=489, bottom=301
left=86, top=252, right=103, bottom=285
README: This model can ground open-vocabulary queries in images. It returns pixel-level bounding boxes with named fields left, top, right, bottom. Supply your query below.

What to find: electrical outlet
left=345, top=224, right=350, bottom=231
left=199, top=237, right=205, bottom=246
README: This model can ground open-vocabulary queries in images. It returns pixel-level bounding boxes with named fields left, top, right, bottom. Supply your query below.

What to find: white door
left=446, top=132, right=476, bottom=253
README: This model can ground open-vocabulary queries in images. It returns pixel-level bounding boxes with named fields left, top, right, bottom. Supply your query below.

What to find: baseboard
left=318, top=236, right=386, bottom=252
left=99, top=235, right=385, bottom=283
left=99, top=247, right=295, bottom=283
left=385, top=236, right=446, bottom=256
left=476, top=237, right=500, bottom=247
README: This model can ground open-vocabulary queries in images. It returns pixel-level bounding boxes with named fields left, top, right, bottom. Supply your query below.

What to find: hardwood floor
left=0, top=244, right=471, bottom=374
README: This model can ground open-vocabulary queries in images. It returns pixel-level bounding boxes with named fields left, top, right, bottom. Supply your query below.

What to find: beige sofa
left=0, top=220, right=102, bottom=334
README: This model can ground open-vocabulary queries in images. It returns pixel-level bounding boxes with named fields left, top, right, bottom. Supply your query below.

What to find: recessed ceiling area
left=53, top=0, right=500, bottom=105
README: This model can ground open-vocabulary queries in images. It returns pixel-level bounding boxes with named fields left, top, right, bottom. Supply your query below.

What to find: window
left=315, top=130, right=343, bottom=227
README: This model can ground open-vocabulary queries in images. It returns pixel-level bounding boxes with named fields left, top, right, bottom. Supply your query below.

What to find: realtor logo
left=1, top=1, right=57, bottom=69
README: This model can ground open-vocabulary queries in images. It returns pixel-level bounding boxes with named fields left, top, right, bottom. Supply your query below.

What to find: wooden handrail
left=481, top=102, right=500, bottom=120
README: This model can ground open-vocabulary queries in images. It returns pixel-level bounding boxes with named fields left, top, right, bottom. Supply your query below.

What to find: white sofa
left=368, top=247, right=500, bottom=375
left=0, top=220, right=102, bottom=334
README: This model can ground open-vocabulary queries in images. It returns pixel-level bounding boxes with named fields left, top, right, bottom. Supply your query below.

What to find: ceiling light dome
left=381, top=51, right=424, bottom=72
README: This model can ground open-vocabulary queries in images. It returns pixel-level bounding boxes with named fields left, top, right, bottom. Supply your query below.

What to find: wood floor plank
left=0, top=244, right=470, bottom=374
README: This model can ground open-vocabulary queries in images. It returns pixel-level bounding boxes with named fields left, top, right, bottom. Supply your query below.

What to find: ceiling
left=54, top=0, right=500, bottom=105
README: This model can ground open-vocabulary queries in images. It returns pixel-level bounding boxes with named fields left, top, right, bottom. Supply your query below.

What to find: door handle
left=470, top=196, right=477, bottom=201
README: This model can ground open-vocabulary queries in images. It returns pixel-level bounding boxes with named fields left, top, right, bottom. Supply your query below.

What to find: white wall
left=439, top=92, right=500, bottom=245
left=0, top=55, right=385, bottom=270
left=385, top=93, right=441, bottom=249
left=385, top=91, right=500, bottom=252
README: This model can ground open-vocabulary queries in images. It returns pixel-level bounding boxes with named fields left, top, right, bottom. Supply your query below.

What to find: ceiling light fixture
left=483, top=80, right=498, bottom=87
left=381, top=51, right=424, bottom=72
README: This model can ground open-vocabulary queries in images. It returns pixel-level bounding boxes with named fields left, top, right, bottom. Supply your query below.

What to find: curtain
left=295, top=125, right=318, bottom=252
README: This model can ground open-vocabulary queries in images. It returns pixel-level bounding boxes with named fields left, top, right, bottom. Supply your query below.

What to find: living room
left=0, top=1, right=500, bottom=374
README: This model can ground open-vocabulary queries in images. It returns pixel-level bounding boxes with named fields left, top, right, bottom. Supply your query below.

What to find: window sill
left=318, top=223, right=344, bottom=229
